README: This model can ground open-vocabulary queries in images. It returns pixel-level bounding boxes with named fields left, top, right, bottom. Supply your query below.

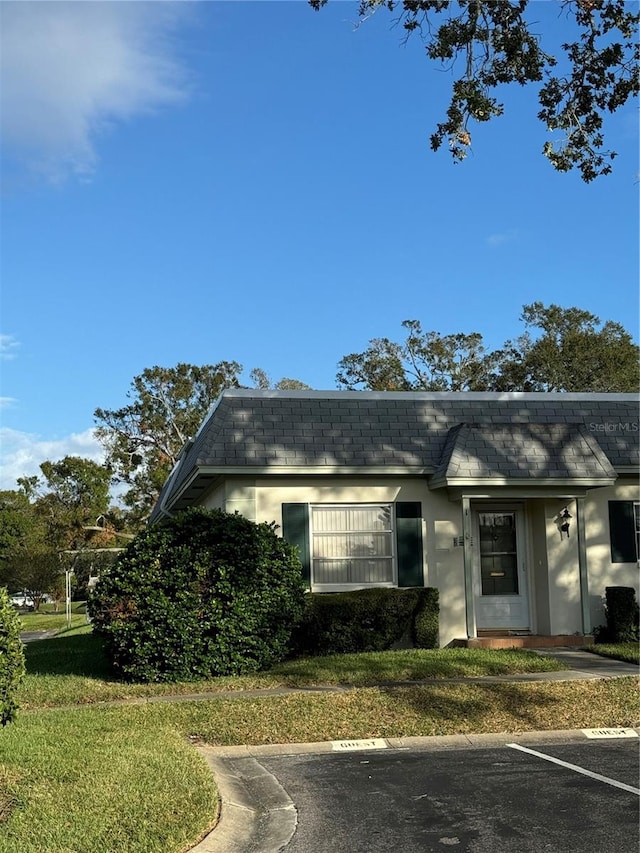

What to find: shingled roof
left=151, top=390, right=639, bottom=518
left=429, top=422, right=617, bottom=488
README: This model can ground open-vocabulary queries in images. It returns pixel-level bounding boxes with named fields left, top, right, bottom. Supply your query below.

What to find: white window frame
left=309, top=503, right=397, bottom=593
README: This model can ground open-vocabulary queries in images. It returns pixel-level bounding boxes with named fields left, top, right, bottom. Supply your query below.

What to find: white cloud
left=0, top=334, right=20, bottom=360
left=486, top=230, right=520, bottom=248
left=0, top=1, right=191, bottom=182
left=0, top=426, right=106, bottom=490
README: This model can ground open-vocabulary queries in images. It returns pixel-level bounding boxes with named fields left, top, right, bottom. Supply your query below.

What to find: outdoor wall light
left=559, top=507, right=572, bottom=539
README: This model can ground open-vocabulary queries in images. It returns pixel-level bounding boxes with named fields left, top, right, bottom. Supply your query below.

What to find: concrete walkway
left=187, top=648, right=639, bottom=853
left=531, top=647, right=640, bottom=679
left=20, top=629, right=60, bottom=643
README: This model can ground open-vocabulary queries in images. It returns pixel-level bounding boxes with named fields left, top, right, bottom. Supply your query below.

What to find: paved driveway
left=261, top=739, right=639, bottom=852
left=203, top=734, right=640, bottom=853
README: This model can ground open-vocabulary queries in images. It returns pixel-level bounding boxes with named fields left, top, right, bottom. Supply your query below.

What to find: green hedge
left=291, top=587, right=439, bottom=657
left=599, top=586, right=640, bottom=643
left=89, top=508, right=306, bottom=682
left=0, top=586, right=26, bottom=725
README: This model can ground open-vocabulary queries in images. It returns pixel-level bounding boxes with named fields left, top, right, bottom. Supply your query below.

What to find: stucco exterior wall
left=201, top=481, right=226, bottom=512
left=542, top=498, right=583, bottom=635
left=209, top=476, right=466, bottom=647
left=197, top=474, right=638, bottom=647
left=583, top=479, right=639, bottom=631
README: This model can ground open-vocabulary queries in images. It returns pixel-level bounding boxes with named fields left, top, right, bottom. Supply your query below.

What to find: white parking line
left=506, top=743, right=640, bottom=796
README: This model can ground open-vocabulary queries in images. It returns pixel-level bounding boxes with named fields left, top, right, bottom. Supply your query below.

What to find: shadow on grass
left=24, top=631, right=116, bottom=680
left=387, top=680, right=561, bottom=731
left=375, top=677, right=639, bottom=736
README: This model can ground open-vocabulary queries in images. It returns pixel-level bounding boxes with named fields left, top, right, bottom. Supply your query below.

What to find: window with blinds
left=311, top=504, right=395, bottom=587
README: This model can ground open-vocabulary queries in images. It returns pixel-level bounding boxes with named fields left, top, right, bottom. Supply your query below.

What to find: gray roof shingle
left=152, top=391, right=639, bottom=518
left=430, top=422, right=617, bottom=486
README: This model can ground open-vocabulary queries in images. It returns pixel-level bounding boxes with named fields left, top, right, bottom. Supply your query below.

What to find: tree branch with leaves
left=310, top=0, right=639, bottom=180
left=94, top=362, right=244, bottom=520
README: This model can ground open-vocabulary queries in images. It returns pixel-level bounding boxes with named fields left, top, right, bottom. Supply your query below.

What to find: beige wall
left=197, top=474, right=639, bottom=646
left=583, top=479, right=639, bottom=632
left=209, top=476, right=468, bottom=647
left=506, top=485, right=639, bottom=637
left=542, top=498, right=583, bottom=634
left=202, top=480, right=255, bottom=517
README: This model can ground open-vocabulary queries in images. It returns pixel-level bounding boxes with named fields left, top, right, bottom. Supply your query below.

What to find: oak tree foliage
left=94, top=362, right=244, bottom=521
left=94, top=362, right=312, bottom=520
left=493, top=302, right=640, bottom=391
left=249, top=368, right=312, bottom=391
left=337, top=302, right=639, bottom=392
left=310, top=0, right=639, bottom=180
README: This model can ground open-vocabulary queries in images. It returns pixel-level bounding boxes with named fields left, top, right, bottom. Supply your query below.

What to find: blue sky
left=1, top=1, right=638, bottom=490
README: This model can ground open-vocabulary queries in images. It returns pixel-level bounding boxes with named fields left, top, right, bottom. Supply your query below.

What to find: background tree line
left=0, top=457, right=116, bottom=608
left=1, top=302, right=637, bottom=606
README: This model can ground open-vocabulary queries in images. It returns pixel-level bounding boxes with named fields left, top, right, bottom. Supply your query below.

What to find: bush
left=597, top=586, right=640, bottom=644
left=413, top=587, right=439, bottom=648
left=0, top=586, right=26, bottom=725
left=291, top=588, right=439, bottom=657
left=89, top=508, right=306, bottom=682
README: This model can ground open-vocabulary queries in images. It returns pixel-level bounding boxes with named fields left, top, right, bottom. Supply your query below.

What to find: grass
left=20, top=629, right=566, bottom=709
left=16, top=603, right=87, bottom=634
left=4, top=629, right=638, bottom=853
left=0, top=706, right=217, bottom=853
left=4, top=679, right=637, bottom=853
left=588, top=642, right=640, bottom=665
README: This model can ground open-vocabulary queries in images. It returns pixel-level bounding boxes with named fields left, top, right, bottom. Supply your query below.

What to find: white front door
left=474, top=508, right=529, bottom=631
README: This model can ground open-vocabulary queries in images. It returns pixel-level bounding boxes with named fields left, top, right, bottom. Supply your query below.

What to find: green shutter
left=609, top=501, right=636, bottom=563
left=282, top=503, right=311, bottom=587
left=396, top=502, right=423, bottom=587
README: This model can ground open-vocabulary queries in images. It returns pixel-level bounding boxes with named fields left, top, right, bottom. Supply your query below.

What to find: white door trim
left=472, top=504, right=530, bottom=631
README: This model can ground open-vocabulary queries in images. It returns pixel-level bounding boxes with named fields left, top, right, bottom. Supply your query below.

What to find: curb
left=192, top=751, right=296, bottom=853
left=197, top=726, right=640, bottom=759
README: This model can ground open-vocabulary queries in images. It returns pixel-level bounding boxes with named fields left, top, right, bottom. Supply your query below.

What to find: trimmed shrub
left=0, top=586, right=26, bottom=726
left=413, top=587, right=439, bottom=649
left=89, top=508, right=306, bottom=682
left=599, top=586, right=640, bottom=643
left=291, top=587, right=439, bottom=657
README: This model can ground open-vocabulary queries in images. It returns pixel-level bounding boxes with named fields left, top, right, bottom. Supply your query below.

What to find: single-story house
left=150, top=390, right=639, bottom=648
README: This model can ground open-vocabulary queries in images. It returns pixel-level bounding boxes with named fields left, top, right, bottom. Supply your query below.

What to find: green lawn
left=587, top=642, right=639, bottom=665
left=0, top=706, right=217, bottom=853
left=20, top=627, right=566, bottom=709
left=16, top=603, right=87, bottom=634
left=3, top=629, right=638, bottom=853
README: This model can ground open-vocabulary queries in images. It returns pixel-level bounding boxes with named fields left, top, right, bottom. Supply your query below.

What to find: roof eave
left=161, top=464, right=434, bottom=514
left=439, top=476, right=618, bottom=488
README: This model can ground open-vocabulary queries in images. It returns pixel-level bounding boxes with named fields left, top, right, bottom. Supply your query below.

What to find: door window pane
left=478, top=512, right=519, bottom=596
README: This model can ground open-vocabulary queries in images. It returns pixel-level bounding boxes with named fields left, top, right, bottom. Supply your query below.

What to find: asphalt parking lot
left=203, top=732, right=640, bottom=853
